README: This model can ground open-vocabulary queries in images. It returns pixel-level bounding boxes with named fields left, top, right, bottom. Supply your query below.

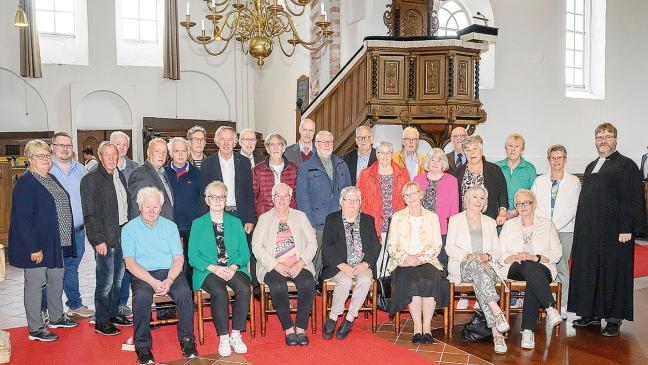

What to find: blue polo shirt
left=50, top=160, right=86, bottom=227
left=121, top=216, right=183, bottom=271
left=495, top=157, right=537, bottom=210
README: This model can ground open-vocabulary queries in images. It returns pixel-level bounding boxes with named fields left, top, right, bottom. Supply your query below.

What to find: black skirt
left=389, top=263, right=450, bottom=315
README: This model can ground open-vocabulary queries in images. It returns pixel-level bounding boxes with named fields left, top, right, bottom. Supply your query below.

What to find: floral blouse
left=379, top=174, right=394, bottom=233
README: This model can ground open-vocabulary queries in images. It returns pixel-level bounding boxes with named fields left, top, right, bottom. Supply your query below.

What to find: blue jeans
left=95, top=246, right=125, bottom=323
left=117, top=270, right=131, bottom=307
left=42, top=229, right=86, bottom=310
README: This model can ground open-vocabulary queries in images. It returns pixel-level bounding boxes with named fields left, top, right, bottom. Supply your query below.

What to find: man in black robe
left=569, top=122, right=647, bottom=336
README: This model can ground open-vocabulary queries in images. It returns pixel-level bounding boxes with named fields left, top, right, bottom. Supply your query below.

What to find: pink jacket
left=413, top=172, right=459, bottom=235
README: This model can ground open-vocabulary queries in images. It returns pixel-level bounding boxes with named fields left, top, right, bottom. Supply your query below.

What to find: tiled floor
left=164, top=353, right=249, bottom=365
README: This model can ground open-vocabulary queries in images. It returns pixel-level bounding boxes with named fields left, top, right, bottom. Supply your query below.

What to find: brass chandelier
left=181, top=0, right=333, bottom=68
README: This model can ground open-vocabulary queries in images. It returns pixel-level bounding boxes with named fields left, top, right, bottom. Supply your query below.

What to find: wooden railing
left=0, top=160, right=27, bottom=247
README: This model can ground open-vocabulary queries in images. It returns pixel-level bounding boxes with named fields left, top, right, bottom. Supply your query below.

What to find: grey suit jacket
left=127, top=160, right=174, bottom=221
left=284, top=142, right=316, bottom=167
left=641, top=153, right=648, bottom=180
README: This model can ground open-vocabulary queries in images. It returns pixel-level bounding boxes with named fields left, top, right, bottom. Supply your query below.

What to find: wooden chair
left=321, top=279, right=378, bottom=333
left=194, top=287, right=256, bottom=345
left=393, top=306, right=450, bottom=336
left=504, top=280, right=562, bottom=336
left=448, top=282, right=506, bottom=337
left=260, top=282, right=317, bottom=336
left=148, top=295, right=180, bottom=326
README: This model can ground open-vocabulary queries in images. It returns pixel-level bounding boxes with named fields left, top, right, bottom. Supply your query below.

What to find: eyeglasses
left=376, top=151, right=391, bottom=156
left=316, top=140, right=334, bottom=146
left=191, top=137, right=206, bottom=143
left=240, top=138, right=256, bottom=143
left=356, top=136, right=371, bottom=141
left=207, top=195, right=227, bottom=202
left=595, top=135, right=615, bottom=142
left=403, top=138, right=418, bottom=143
left=403, top=191, right=421, bottom=199
left=52, top=144, right=73, bottom=149
left=515, top=201, right=534, bottom=208
left=267, top=142, right=285, bottom=148
left=273, top=194, right=291, bottom=200
left=549, top=156, right=565, bottom=161
left=343, top=197, right=361, bottom=203
left=32, top=153, right=52, bottom=160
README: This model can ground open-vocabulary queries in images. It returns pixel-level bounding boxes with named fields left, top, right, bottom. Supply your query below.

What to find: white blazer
left=496, top=215, right=563, bottom=280
left=445, top=212, right=500, bottom=284
left=531, top=173, right=581, bottom=232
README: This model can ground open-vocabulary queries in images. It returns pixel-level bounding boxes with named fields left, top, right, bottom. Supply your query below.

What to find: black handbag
left=460, top=310, right=493, bottom=342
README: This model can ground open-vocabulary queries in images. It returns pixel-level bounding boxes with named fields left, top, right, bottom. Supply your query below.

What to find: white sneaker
left=218, top=335, right=232, bottom=357
left=493, top=334, right=507, bottom=354
left=494, top=311, right=510, bottom=334
left=229, top=333, right=248, bottom=354
left=546, top=307, right=563, bottom=328
left=560, top=306, right=568, bottom=320
left=456, top=298, right=469, bottom=309
left=521, top=329, right=535, bottom=349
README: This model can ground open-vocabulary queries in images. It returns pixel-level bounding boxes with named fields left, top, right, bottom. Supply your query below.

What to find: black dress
left=389, top=263, right=449, bottom=315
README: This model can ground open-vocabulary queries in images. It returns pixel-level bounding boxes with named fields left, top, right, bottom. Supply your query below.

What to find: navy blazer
left=343, top=148, right=377, bottom=185
left=201, top=153, right=256, bottom=225
left=128, top=161, right=175, bottom=221
left=8, top=171, right=77, bottom=269
left=164, top=162, right=202, bottom=232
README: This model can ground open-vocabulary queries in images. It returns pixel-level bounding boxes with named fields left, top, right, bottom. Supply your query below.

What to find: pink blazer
left=413, top=172, right=459, bottom=235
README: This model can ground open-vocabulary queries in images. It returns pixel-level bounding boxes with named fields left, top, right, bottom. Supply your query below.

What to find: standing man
left=201, top=126, right=256, bottom=234
left=446, top=127, right=467, bottom=175
left=238, top=129, right=264, bottom=169
left=110, top=131, right=139, bottom=317
left=187, top=125, right=208, bottom=169
left=296, top=131, right=352, bottom=283
left=343, top=126, right=377, bottom=185
left=49, top=132, right=94, bottom=318
left=81, top=142, right=132, bottom=336
left=392, top=127, right=426, bottom=181
left=285, top=118, right=316, bottom=167
left=569, top=122, right=647, bottom=336
left=496, top=134, right=537, bottom=217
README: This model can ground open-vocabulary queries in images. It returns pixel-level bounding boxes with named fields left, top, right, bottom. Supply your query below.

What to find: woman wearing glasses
left=189, top=181, right=251, bottom=357
left=252, top=133, right=298, bottom=217
left=497, top=189, right=563, bottom=350
left=386, top=182, right=449, bottom=345
left=8, top=139, right=79, bottom=342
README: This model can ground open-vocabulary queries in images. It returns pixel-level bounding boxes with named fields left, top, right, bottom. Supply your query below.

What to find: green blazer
left=188, top=212, right=251, bottom=291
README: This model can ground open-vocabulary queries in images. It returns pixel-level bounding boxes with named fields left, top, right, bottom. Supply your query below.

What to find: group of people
left=7, top=119, right=646, bottom=363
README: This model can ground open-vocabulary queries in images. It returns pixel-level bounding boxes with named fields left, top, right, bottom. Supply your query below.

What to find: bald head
left=299, top=119, right=316, bottom=145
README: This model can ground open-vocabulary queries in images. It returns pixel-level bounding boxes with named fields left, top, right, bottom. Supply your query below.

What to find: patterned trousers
left=460, top=259, right=501, bottom=328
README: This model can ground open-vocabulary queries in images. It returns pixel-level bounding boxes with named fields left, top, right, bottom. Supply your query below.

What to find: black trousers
left=179, top=230, right=193, bottom=290
left=246, top=232, right=259, bottom=289
left=264, top=269, right=315, bottom=330
left=131, top=269, right=195, bottom=348
left=201, top=271, right=251, bottom=336
left=508, top=261, right=555, bottom=331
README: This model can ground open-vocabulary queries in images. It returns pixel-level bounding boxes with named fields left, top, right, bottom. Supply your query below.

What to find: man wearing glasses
left=392, top=127, right=426, bottom=181
left=48, top=132, right=95, bottom=319
left=187, top=125, right=207, bottom=170
left=296, top=130, right=351, bottom=285
left=238, top=129, right=264, bottom=169
left=343, top=126, right=377, bottom=185
left=285, top=118, right=317, bottom=167
left=569, top=122, right=647, bottom=337
left=446, top=127, right=468, bottom=175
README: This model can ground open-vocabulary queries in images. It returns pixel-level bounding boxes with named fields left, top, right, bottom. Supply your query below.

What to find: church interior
left=1, top=0, right=648, bottom=364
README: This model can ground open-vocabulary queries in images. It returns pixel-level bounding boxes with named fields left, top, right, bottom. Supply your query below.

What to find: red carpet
left=634, top=243, right=648, bottom=278
left=5, top=305, right=432, bottom=365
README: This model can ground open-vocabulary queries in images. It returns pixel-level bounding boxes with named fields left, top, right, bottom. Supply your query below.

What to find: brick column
left=310, top=0, right=341, bottom=98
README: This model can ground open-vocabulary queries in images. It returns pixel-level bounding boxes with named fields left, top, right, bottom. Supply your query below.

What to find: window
left=565, top=0, right=587, bottom=89
left=35, top=0, right=75, bottom=36
left=437, top=1, right=470, bottom=36
left=122, top=0, right=159, bottom=42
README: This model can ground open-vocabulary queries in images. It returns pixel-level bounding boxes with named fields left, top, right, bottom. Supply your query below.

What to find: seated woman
left=497, top=189, right=563, bottom=350
left=188, top=181, right=251, bottom=357
left=252, top=183, right=317, bottom=346
left=386, top=182, right=449, bottom=345
left=321, top=186, right=380, bottom=340
left=446, top=186, right=509, bottom=354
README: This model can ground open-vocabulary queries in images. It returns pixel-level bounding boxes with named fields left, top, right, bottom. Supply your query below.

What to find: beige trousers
left=329, top=268, right=373, bottom=321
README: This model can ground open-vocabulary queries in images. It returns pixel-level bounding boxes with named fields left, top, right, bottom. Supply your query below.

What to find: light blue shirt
left=404, top=153, right=418, bottom=181
left=50, top=160, right=86, bottom=227
left=121, top=216, right=183, bottom=271
left=356, top=152, right=370, bottom=180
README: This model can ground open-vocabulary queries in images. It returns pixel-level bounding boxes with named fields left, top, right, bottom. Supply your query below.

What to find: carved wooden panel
left=402, top=9, right=425, bottom=36
left=453, top=55, right=474, bottom=101
left=385, top=0, right=431, bottom=36
left=417, top=55, right=446, bottom=101
left=379, top=55, right=406, bottom=100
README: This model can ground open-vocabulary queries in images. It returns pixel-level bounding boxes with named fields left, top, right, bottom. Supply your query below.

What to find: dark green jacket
left=188, top=212, right=250, bottom=291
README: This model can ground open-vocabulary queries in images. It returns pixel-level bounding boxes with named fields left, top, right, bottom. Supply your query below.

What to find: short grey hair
left=136, top=187, right=164, bottom=208
left=97, top=141, right=117, bottom=156
left=264, top=133, right=287, bottom=147
left=239, top=128, right=257, bottom=139
left=462, top=135, right=483, bottom=152
left=148, top=137, right=167, bottom=150
left=109, top=131, right=131, bottom=145
left=272, top=183, right=293, bottom=198
left=463, top=186, right=488, bottom=213
left=315, top=130, right=334, bottom=142
left=424, top=148, right=449, bottom=172
left=187, top=125, right=206, bottom=140
left=215, top=126, right=238, bottom=143
left=355, top=125, right=372, bottom=137
left=547, top=144, right=567, bottom=159
left=339, top=186, right=362, bottom=208
left=167, top=137, right=189, bottom=152
left=205, top=181, right=228, bottom=197
left=402, top=126, right=420, bottom=139
left=24, top=139, right=51, bottom=158
left=514, top=189, right=536, bottom=205
left=376, top=140, right=394, bottom=154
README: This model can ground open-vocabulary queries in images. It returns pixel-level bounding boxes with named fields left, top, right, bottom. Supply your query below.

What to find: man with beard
left=569, top=122, right=647, bottom=336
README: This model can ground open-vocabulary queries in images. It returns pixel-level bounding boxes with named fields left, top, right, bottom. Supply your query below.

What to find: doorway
left=76, top=130, right=133, bottom=164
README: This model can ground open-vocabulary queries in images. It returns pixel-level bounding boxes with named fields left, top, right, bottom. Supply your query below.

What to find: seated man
left=121, top=187, right=198, bottom=364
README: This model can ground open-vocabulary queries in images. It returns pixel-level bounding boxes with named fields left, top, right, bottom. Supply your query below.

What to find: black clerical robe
left=568, top=151, right=647, bottom=320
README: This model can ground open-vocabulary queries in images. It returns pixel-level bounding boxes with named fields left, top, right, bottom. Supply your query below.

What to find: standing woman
left=189, top=181, right=251, bottom=357
left=413, top=148, right=459, bottom=269
left=8, top=140, right=79, bottom=342
left=252, top=133, right=298, bottom=217
left=386, top=182, right=449, bottom=344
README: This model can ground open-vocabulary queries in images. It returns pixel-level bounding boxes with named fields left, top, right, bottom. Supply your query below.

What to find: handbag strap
left=379, top=218, right=392, bottom=278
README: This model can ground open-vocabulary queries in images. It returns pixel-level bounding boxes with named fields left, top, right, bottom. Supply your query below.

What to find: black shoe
left=323, top=319, right=337, bottom=340
left=95, top=322, right=121, bottom=336
left=48, top=315, right=78, bottom=328
left=296, top=332, right=309, bottom=346
left=422, top=333, right=434, bottom=344
left=412, top=333, right=423, bottom=344
left=110, top=314, right=133, bottom=327
left=135, top=347, right=155, bottom=365
left=285, top=333, right=298, bottom=346
left=336, top=319, right=354, bottom=340
left=601, top=323, right=620, bottom=337
left=572, top=317, right=601, bottom=328
left=156, top=308, right=177, bottom=320
left=28, top=328, right=59, bottom=342
left=180, top=337, right=199, bottom=358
